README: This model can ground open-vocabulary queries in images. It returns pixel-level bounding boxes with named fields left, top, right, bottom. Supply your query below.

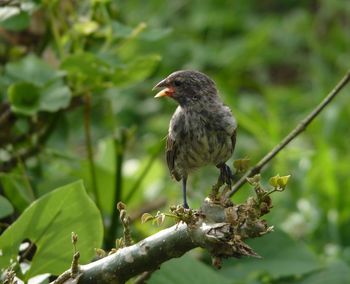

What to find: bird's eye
left=173, top=80, right=181, bottom=87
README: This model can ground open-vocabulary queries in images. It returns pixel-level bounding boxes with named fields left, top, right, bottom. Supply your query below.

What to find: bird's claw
left=219, top=164, right=234, bottom=187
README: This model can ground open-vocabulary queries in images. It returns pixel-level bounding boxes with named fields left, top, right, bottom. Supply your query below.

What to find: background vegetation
left=0, top=0, right=350, bottom=283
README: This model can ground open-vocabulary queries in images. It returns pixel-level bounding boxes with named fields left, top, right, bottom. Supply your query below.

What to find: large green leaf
left=5, top=54, right=71, bottom=114
left=7, top=82, right=41, bottom=116
left=149, top=254, right=232, bottom=284
left=297, top=260, right=350, bottom=284
left=7, top=79, right=71, bottom=115
left=0, top=11, right=30, bottom=31
left=0, top=181, right=103, bottom=279
left=5, top=54, right=62, bottom=86
left=39, top=79, right=72, bottom=112
left=220, top=230, right=321, bottom=281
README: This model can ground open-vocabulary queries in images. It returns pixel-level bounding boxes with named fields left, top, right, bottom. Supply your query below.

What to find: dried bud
left=212, top=256, right=222, bottom=269
left=141, top=213, right=154, bottom=224
left=117, top=202, right=126, bottom=211
left=71, top=232, right=78, bottom=244
left=233, top=158, right=250, bottom=173
left=95, top=248, right=107, bottom=258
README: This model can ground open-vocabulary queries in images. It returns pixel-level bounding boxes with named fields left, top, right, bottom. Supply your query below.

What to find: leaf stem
left=105, top=135, right=125, bottom=248
left=83, top=94, right=100, bottom=209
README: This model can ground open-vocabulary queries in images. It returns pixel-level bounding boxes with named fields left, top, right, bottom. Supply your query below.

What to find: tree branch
left=52, top=188, right=273, bottom=284
left=226, top=70, right=350, bottom=198
left=78, top=223, right=194, bottom=284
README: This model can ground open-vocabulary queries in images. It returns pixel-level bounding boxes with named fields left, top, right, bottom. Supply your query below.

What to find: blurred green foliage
left=0, top=0, right=350, bottom=283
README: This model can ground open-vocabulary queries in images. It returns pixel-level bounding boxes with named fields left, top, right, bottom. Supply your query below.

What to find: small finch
left=153, top=70, right=237, bottom=208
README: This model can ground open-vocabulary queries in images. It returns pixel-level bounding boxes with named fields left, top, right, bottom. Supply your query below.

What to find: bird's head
left=153, top=70, right=217, bottom=107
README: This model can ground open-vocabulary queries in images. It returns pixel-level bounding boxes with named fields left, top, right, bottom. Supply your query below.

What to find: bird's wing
left=166, top=135, right=181, bottom=181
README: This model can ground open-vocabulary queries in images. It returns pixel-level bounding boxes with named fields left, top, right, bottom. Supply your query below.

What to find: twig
left=226, top=70, right=350, bottom=198
left=0, top=0, right=19, bottom=8
left=0, top=107, right=11, bottom=126
left=117, top=202, right=134, bottom=247
left=71, top=232, right=80, bottom=277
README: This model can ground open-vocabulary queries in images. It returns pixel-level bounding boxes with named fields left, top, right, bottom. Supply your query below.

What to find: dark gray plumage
left=153, top=70, right=237, bottom=208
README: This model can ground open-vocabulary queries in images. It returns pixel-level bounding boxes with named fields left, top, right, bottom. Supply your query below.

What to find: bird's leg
left=182, top=176, right=189, bottom=209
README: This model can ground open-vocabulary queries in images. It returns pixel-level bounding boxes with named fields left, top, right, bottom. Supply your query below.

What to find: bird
left=153, top=70, right=237, bottom=208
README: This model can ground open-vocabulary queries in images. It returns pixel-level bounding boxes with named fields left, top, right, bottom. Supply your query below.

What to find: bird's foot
left=218, top=163, right=234, bottom=187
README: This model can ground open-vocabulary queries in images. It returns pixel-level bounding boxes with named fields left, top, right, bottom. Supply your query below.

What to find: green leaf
left=7, top=82, right=41, bottom=115
left=0, top=171, right=34, bottom=212
left=297, top=260, right=350, bottom=284
left=112, top=54, right=161, bottom=87
left=269, top=175, right=280, bottom=188
left=0, top=195, right=14, bottom=219
left=39, top=80, right=72, bottom=112
left=5, top=54, right=62, bottom=86
left=0, top=11, right=30, bottom=31
left=110, top=21, right=134, bottom=38
left=277, top=175, right=291, bottom=188
left=61, top=52, right=111, bottom=80
left=139, top=27, right=172, bottom=41
left=220, top=230, right=321, bottom=281
left=149, top=254, right=231, bottom=284
left=0, top=181, right=103, bottom=278
left=74, top=20, right=99, bottom=35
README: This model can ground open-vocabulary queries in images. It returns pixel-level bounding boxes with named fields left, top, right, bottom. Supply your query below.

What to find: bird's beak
left=153, top=78, right=174, bottom=98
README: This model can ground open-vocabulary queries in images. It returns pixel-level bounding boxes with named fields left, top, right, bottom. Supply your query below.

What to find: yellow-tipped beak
left=153, top=78, right=174, bottom=98
left=154, top=87, right=172, bottom=98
